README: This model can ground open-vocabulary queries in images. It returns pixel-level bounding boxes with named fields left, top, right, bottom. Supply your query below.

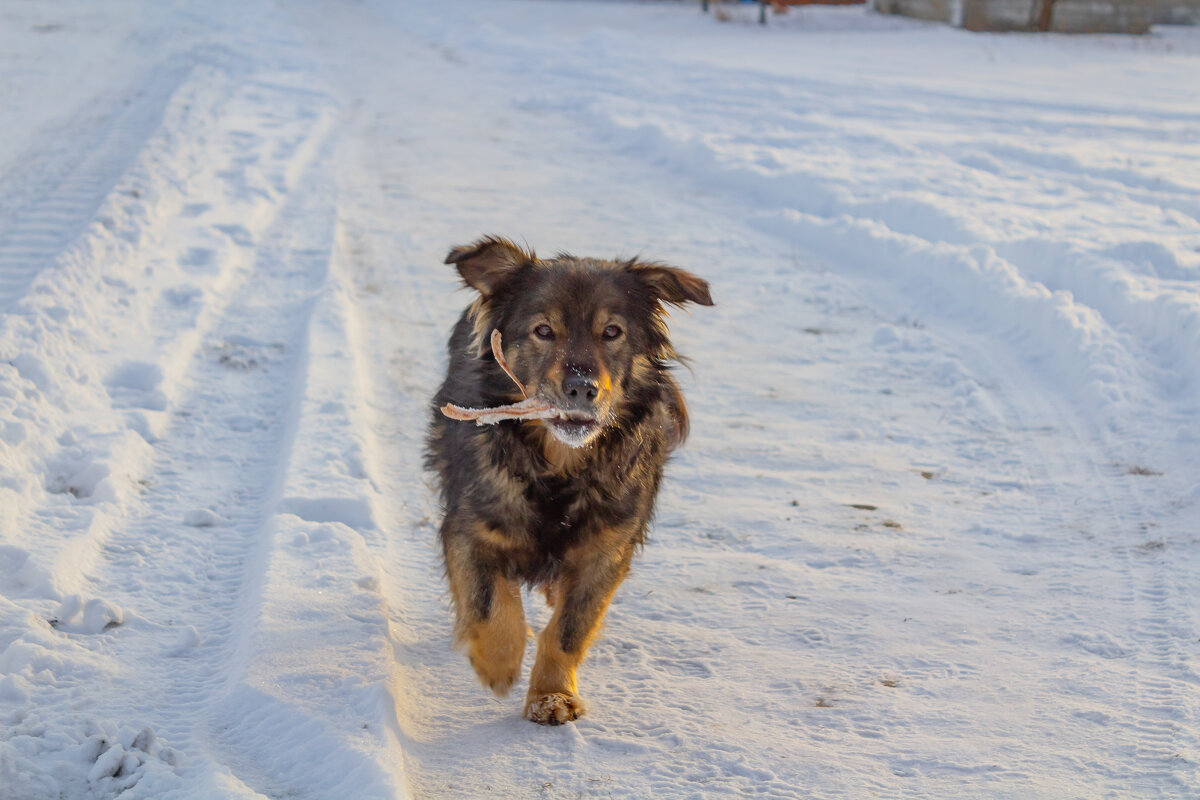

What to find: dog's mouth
left=546, top=409, right=603, bottom=448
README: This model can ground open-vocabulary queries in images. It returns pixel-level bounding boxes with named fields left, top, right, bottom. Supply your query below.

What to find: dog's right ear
left=627, top=261, right=714, bottom=308
left=444, top=236, right=533, bottom=297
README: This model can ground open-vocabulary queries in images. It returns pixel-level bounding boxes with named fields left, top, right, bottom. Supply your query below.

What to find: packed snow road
left=1, top=0, right=1198, bottom=798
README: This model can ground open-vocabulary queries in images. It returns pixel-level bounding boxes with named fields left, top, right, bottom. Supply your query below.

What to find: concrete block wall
left=871, top=0, right=1199, bottom=32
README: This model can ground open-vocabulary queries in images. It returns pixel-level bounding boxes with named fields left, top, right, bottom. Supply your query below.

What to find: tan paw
left=524, top=692, right=587, bottom=725
left=468, top=644, right=523, bottom=697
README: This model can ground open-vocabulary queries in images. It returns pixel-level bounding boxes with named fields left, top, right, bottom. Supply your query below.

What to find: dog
left=425, top=236, right=712, bottom=724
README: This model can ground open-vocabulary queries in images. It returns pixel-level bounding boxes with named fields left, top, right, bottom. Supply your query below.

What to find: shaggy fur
left=426, top=236, right=712, bottom=724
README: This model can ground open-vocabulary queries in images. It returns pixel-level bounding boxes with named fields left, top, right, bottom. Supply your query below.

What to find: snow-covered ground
left=1, top=0, right=1198, bottom=797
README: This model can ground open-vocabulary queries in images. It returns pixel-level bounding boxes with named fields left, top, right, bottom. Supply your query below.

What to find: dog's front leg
left=525, top=542, right=634, bottom=725
left=443, top=526, right=528, bottom=697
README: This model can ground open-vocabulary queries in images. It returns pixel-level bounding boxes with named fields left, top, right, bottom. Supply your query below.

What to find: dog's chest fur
left=468, top=417, right=667, bottom=583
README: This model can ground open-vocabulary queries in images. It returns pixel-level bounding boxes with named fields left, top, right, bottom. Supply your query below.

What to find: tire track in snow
left=0, top=75, right=342, bottom=796
left=943, top=331, right=1196, bottom=794
left=1099, top=456, right=1198, bottom=793
left=106, top=143, right=340, bottom=794
left=314, top=193, right=455, bottom=796
left=7, top=69, right=334, bottom=603
left=1049, top=421, right=1198, bottom=793
left=132, top=147, right=334, bottom=731
left=201, top=213, right=416, bottom=800
left=0, top=62, right=246, bottom=598
left=0, top=65, right=195, bottom=311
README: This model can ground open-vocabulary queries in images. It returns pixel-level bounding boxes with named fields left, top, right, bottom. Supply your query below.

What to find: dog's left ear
left=444, top=236, right=533, bottom=297
left=629, top=262, right=714, bottom=308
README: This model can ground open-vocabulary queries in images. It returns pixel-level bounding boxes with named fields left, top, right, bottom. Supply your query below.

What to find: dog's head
left=446, top=236, right=713, bottom=449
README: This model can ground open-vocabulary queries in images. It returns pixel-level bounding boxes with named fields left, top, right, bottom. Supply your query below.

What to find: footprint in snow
left=162, top=285, right=202, bottom=308
left=52, top=595, right=123, bottom=634
left=84, top=724, right=176, bottom=792
left=178, top=246, right=216, bottom=271
left=214, top=223, right=252, bottom=247
left=105, top=361, right=167, bottom=412
left=183, top=508, right=225, bottom=527
left=179, top=202, right=211, bottom=218
left=210, top=336, right=284, bottom=371
left=166, top=625, right=202, bottom=656
left=44, top=450, right=111, bottom=500
left=225, top=414, right=264, bottom=432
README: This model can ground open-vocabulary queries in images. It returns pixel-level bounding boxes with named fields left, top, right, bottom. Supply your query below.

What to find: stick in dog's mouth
left=440, top=330, right=601, bottom=428
left=488, top=328, right=528, bottom=400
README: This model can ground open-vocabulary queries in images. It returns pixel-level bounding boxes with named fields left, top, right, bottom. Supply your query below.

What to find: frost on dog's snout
left=544, top=416, right=603, bottom=448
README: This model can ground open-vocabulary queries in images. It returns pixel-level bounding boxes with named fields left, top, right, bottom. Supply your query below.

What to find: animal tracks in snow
left=105, top=361, right=168, bottom=412
left=51, top=595, right=124, bottom=635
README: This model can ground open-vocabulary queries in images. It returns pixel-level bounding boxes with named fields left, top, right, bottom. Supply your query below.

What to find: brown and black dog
left=426, top=236, right=712, bottom=724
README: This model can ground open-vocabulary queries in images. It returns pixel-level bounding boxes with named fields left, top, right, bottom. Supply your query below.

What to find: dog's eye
left=602, top=325, right=623, bottom=341
left=534, top=324, right=554, bottom=340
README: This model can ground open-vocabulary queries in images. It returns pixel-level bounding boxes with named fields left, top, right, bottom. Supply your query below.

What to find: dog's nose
left=562, top=372, right=599, bottom=403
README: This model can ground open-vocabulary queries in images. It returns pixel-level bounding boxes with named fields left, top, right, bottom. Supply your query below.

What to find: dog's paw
left=468, top=644, right=523, bottom=697
left=524, top=692, right=587, bottom=725
left=472, top=660, right=519, bottom=697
